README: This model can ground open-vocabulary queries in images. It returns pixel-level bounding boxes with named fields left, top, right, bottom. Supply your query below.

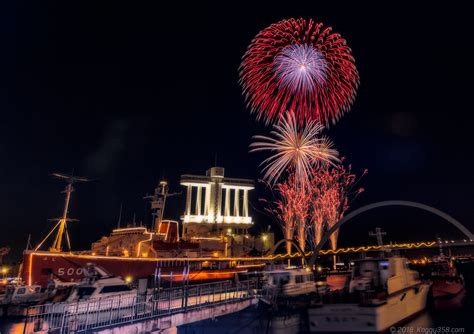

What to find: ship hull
left=308, top=283, right=431, bottom=332
left=22, top=251, right=260, bottom=287
left=432, top=278, right=465, bottom=299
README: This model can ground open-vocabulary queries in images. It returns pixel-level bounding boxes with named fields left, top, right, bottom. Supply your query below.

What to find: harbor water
left=1, top=264, right=473, bottom=333
left=179, top=286, right=474, bottom=334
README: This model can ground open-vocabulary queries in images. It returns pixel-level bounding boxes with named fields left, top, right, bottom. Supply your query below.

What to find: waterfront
left=2, top=301, right=473, bottom=334
left=179, top=305, right=474, bottom=334
left=2, top=262, right=473, bottom=334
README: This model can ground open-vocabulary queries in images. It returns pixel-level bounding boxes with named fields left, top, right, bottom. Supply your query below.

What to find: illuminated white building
left=181, top=167, right=254, bottom=238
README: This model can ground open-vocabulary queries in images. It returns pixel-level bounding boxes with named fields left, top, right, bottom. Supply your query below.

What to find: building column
left=215, top=180, right=222, bottom=220
left=224, top=188, right=230, bottom=216
left=233, top=189, right=240, bottom=216
left=185, top=185, right=192, bottom=216
left=243, top=189, right=249, bottom=217
left=196, top=186, right=202, bottom=215
left=204, top=185, right=210, bottom=216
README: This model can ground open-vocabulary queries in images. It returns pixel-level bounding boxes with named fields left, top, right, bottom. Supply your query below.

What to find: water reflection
left=2, top=294, right=472, bottom=334
left=177, top=303, right=471, bottom=334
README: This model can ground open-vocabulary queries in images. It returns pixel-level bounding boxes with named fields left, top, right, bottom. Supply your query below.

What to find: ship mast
left=35, top=173, right=90, bottom=253
left=144, top=181, right=168, bottom=233
left=144, top=181, right=180, bottom=233
left=369, top=227, right=387, bottom=257
left=369, top=227, right=386, bottom=246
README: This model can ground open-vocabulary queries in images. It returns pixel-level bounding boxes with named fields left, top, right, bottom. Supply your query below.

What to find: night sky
left=1, top=2, right=473, bottom=260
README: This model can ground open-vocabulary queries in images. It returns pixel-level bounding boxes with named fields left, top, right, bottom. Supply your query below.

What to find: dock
left=23, top=280, right=258, bottom=333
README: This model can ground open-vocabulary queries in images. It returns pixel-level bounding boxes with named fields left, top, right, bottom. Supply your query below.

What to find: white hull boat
left=308, top=257, right=432, bottom=332
left=65, top=264, right=140, bottom=313
left=264, top=268, right=317, bottom=298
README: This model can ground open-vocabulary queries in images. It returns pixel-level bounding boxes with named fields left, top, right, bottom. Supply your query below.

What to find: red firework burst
left=239, top=18, right=359, bottom=126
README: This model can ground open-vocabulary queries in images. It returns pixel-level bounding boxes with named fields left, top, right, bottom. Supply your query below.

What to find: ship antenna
left=437, top=236, right=444, bottom=256
left=369, top=227, right=386, bottom=246
left=35, top=172, right=91, bottom=252
left=117, top=202, right=123, bottom=229
left=369, top=227, right=387, bottom=256
left=25, top=234, right=32, bottom=251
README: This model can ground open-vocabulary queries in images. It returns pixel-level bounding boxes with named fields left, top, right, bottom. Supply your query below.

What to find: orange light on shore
left=316, top=241, right=437, bottom=255
left=235, top=263, right=265, bottom=269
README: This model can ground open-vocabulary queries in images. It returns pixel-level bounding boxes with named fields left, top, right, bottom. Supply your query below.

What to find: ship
left=410, top=239, right=465, bottom=299
left=21, top=167, right=275, bottom=288
left=308, top=257, right=432, bottom=332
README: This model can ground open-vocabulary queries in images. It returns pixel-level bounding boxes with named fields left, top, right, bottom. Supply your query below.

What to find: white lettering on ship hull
left=57, top=267, right=84, bottom=276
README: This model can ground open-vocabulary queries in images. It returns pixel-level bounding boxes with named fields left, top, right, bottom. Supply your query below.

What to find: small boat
left=40, top=279, right=78, bottom=303
left=0, top=278, right=76, bottom=313
left=1, top=284, right=44, bottom=305
left=308, top=256, right=432, bottom=332
left=429, top=256, right=465, bottom=299
left=65, top=264, right=139, bottom=313
left=263, top=268, right=317, bottom=298
left=66, top=264, right=136, bottom=302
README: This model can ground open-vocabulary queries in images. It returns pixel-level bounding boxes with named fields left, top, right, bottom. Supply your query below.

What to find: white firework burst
left=274, top=44, right=328, bottom=93
left=250, top=112, right=339, bottom=187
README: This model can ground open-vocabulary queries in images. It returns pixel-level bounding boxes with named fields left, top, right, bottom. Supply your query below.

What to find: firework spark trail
left=250, top=112, right=339, bottom=187
left=274, top=44, right=328, bottom=92
left=264, top=172, right=310, bottom=253
left=263, top=164, right=366, bottom=253
left=306, top=163, right=367, bottom=250
left=240, top=18, right=359, bottom=126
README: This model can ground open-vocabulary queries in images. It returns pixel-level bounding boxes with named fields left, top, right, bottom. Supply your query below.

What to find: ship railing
left=260, top=286, right=279, bottom=305
left=23, top=280, right=258, bottom=333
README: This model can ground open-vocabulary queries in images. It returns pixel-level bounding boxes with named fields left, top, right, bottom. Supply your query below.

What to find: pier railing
left=23, top=280, right=257, bottom=334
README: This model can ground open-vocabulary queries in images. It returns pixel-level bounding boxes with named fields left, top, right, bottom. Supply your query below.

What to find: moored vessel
left=429, top=256, right=465, bottom=299
left=21, top=167, right=275, bottom=288
left=308, top=256, right=432, bottom=332
left=263, top=267, right=317, bottom=298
